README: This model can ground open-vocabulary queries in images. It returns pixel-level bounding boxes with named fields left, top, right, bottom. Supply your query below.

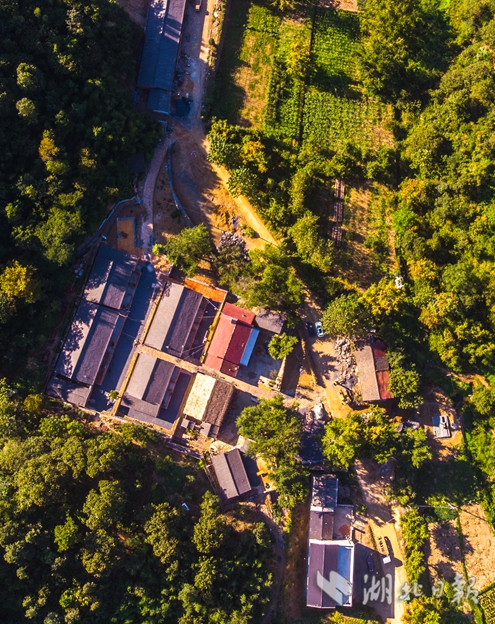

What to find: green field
left=480, top=586, right=495, bottom=624
left=302, top=92, right=385, bottom=151
left=310, top=9, right=360, bottom=94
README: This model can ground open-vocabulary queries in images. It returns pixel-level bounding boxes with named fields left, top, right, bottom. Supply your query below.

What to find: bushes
left=401, top=508, right=429, bottom=585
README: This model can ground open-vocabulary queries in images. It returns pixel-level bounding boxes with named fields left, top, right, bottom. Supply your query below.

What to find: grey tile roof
left=254, top=309, right=286, bottom=334
left=137, top=0, right=187, bottom=99
left=148, top=88, right=172, bottom=114
left=312, top=475, right=339, bottom=510
left=54, top=300, right=120, bottom=386
left=126, top=353, right=175, bottom=405
left=84, top=247, right=137, bottom=310
left=46, top=376, right=91, bottom=407
left=145, top=283, right=204, bottom=356
left=212, top=449, right=252, bottom=501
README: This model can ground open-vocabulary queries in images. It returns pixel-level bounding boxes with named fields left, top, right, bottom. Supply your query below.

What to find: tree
left=162, top=225, right=213, bottom=276
left=192, top=492, right=226, bottom=554
left=321, top=294, right=371, bottom=339
left=227, top=167, right=258, bottom=199
left=388, top=351, right=422, bottom=409
left=268, top=333, right=298, bottom=360
left=144, top=503, right=181, bottom=565
left=289, top=212, right=333, bottom=272
left=0, top=262, right=41, bottom=304
left=238, top=247, right=304, bottom=313
left=237, top=396, right=307, bottom=507
left=358, top=0, right=452, bottom=101
left=470, top=382, right=495, bottom=416
left=82, top=480, right=126, bottom=530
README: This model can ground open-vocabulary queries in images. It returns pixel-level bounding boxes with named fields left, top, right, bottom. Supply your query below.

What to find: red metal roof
left=222, top=302, right=255, bottom=324
left=376, top=370, right=393, bottom=400
left=204, top=304, right=255, bottom=377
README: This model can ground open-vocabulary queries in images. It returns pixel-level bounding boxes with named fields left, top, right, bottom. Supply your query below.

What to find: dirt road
left=355, top=459, right=407, bottom=624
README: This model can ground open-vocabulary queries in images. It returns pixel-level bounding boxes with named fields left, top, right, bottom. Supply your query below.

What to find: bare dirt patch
left=319, top=0, right=359, bottom=11
left=425, top=519, right=464, bottom=585
left=460, top=504, right=495, bottom=591
left=168, top=122, right=276, bottom=249
left=116, top=0, right=148, bottom=26
left=278, top=501, right=310, bottom=622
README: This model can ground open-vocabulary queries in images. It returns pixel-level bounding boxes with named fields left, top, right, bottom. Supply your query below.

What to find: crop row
left=480, top=587, right=495, bottom=624
left=302, top=91, right=385, bottom=151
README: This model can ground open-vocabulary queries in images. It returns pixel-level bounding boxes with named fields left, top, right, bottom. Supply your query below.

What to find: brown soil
left=425, top=519, right=464, bottom=585
left=340, top=183, right=374, bottom=290
left=167, top=123, right=277, bottom=250
left=116, top=0, right=148, bottom=26
left=418, top=387, right=462, bottom=459
left=153, top=156, right=185, bottom=244
left=278, top=501, right=310, bottom=622
left=319, top=0, right=359, bottom=11
left=460, top=504, right=495, bottom=591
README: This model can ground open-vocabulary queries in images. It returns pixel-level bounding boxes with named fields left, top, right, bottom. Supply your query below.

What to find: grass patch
left=211, top=0, right=280, bottom=126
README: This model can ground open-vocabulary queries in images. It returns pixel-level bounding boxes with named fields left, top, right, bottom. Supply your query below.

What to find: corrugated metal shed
left=182, top=373, right=216, bottom=420
left=355, top=344, right=380, bottom=402
left=312, top=475, right=339, bottom=511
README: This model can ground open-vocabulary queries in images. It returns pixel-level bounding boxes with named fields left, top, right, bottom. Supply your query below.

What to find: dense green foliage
left=321, top=406, right=431, bottom=471
left=0, top=390, right=273, bottom=623
left=0, top=0, right=160, bottom=377
left=237, top=395, right=308, bottom=508
left=267, top=333, right=298, bottom=360
left=154, top=225, right=213, bottom=277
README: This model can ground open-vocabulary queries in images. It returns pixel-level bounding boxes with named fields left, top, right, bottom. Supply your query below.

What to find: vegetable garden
left=480, top=585, right=495, bottom=624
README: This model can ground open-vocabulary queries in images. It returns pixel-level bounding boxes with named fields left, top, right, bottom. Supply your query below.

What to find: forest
left=0, top=0, right=160, bottom=381
left=0, top=387, right=273, bottom=623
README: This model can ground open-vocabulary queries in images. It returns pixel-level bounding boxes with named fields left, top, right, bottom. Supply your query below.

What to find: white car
left=315, top=321, right=324, bottom=338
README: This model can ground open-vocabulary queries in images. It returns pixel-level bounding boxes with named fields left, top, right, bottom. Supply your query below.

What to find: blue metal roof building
left=137, top=0, right=187, bottom=114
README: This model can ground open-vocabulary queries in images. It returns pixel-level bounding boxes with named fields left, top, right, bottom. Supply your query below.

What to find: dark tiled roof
left=148, top=88, right=171, bottom=114
left=46, top=376, right=91, bottom=407
left=145, top=282, right=204, bottom=356
left=212, top=449, right=252, bottom=501
left=255, top=309, right=286, bottom=334
left=203, top=379, right=234, bottom=427
left=312, top=475, right=339, bottom=510
left=309, top=510, right=335, bottom=541
left=84, top=247, right=137, bottom=310
left=137, top=0, right=187, bottom=100
left=126, top=353, right=175, bottom=406
left=54, top=300, right=120, bottom=386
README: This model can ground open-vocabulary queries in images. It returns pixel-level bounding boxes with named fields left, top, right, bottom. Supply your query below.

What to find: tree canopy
left=268, top=333, right=298, bottom=360
left=237, top=395, right=308, bottom=508
left=156, top=225, right=213, bottom=277
left=0, top=392, right=273, bottom=623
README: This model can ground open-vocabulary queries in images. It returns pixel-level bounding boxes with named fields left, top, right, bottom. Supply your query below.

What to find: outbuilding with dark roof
left=137, top=0, right=187, bottom=114
left=84, top=246, right=139, bottom=311
left=211, top=448, right=252, bottom=502
left=54, top=300, right=122, bottom=387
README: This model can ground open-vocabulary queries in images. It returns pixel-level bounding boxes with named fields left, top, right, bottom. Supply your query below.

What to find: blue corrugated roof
left=137, top=0, right=187, bottom=102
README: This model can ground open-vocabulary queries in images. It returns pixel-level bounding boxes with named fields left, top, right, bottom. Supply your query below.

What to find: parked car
left=195, top=0, right=202, bottom=10
left=366, top=554, right=374, bottom=574
left=306, top=321, right=315, bottom=337
left=315, top=321, right=324, bottom=338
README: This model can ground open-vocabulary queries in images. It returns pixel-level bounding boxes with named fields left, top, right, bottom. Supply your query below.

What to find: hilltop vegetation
left=0, top=0, right=160, bottom=379
left=0, top=388, right=273, bottom=623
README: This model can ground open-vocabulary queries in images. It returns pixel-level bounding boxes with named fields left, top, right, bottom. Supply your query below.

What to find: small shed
left=211, top=449, right=252, bottom=502
left=254, top=309, right=286, bottom=334
left=432, top=414, right=451, bottom=438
